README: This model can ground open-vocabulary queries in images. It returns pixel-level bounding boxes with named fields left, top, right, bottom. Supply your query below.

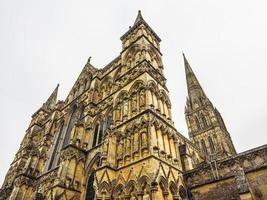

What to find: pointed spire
left=42, top=84, right=59, bottom=110
left=183, top=53, right=204, bottom=94
left=183, top=53, right=211, bottom=111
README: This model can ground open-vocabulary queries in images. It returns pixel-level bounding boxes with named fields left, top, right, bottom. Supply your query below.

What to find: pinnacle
left=134, top=10, right=144, bottom=25
left=43, top=84, right=59, bottom=110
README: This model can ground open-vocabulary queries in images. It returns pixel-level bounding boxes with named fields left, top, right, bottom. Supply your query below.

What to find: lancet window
left=200, top=112, right=208, bottom=128
left=63, top=106, right=79, bottom=147
left=201, top=139, right=208, bottom=156
left=208, top=136, right=215, bottom=154
left=194, top=116, right=201, bottom=130
left=48, top=123, right=64, bottom=170
left=62, top=105, right=85, bottom=148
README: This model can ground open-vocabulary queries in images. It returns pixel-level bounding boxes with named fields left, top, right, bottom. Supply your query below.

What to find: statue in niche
left=70, top=125, right=77, bottom=144
left=143, top=188, right=151, bottom=200
left=102, top=136, right=109, bottom=156
left=115, top=106, right=122, bottom=122
left=140, top=90, right=146, bottom=108
left=126, top=137, right=131, bottom=154
left=141, top=49, right=146, bottom=60
left=123, top=100, right=129, bottom=117
left=136, top=52, right=141, bottom=63
left=141, top=131, right=148, bottom=148
left=133, top=132, right=139, bottom=152
left=130, top=192, right=137, bottom=200
left=117, top=141, right=123, bottom=158
left=131, top=94, right=137, bottom=112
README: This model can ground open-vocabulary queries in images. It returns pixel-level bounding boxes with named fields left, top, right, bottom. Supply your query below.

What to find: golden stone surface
left=1, top=11, right=266, bottom=200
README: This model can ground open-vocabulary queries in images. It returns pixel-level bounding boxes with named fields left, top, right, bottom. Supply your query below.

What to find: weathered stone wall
left=184, top=145, right=267, bottom=200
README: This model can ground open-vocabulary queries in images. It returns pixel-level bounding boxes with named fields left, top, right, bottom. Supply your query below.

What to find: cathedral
left=1, top=11, right=267, bottom=200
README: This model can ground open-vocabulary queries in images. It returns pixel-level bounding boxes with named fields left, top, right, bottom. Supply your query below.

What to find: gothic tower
left=1, top=11, right=204, bottom=200
left=183, top=54, right=236, bottom=160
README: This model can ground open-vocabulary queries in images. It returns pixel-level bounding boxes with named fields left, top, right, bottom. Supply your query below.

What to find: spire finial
left=87, top=56, right=91, bottom=63
left=134, top=10, right=144, bottom=25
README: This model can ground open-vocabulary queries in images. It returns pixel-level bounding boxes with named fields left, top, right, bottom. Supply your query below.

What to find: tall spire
left=42, top=84, right=59, bottom=110
left=183, top=53, right=204, bottom=95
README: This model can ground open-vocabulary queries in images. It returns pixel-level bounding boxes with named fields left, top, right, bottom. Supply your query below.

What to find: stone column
left=137, top=192, right=144, bottom=200
left=150, top=182, right=158, bottom=200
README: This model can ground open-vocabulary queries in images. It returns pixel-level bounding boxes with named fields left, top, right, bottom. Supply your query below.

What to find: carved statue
left=131, top=94, right=137, bottom=112
left=117, top=141, right=123, bottom=158
left=130, top=192, right=137, bottom=200
left=141, top=131, right=148, bottom=148
left=102, top=136, right=109, bottom=155
left=126, top=137, right=131, bottom=153
left=143, top=189, right=151, bottom=200
left=140, top=90, right=146, bottom=107
left=133, top=133, right=139, bottom=152
left=123, top=100, right=129, bottom=117
left=70, top=125, right=76, bottom=144
left=115, top=106, right=122, bottom=121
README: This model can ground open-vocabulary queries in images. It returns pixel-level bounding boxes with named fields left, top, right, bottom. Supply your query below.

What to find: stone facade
left=0, top=11, right=266, bottom=200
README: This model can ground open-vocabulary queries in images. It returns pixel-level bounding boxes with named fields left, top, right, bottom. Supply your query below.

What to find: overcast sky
left=1, top=0, right=267, bottom=185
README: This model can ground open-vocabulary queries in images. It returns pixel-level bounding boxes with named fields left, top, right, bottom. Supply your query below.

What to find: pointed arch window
left=92, top=120, right=104, bottom=148
left=98, top=122, right=104, bottom=144
left=92, top=124, right=99, bottom=148
left=79, top=106, right=85, bottom=119
left=208, top=136, right=215, bottom=154
left=63, top=107, right=79, bottom=147
left=48, top=123, right=64, bottom=170
left=200, top=113, right=208, bottom=128
left=201, top=139, right=208, bottom=156
left=85, top=171, right=96, bottom=200
left=194, top=116, right=201, bottom=130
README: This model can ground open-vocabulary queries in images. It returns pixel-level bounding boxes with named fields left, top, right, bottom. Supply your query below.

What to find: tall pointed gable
left=120, top=10, right=161, bottom=42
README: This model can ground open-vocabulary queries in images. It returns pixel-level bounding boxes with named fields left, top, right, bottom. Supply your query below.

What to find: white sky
left=1, top=0, right=267, bottom=185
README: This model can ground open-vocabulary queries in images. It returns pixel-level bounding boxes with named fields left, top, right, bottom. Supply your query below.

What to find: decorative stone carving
left=140, top=89, right=146, bottom=108
left=131, top=94, right=137, bottom=112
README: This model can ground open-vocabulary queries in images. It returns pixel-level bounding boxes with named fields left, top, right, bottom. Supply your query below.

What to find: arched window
left=92, top=124, right=99, bottom=148
left=92, top=120, right=104, bottom=148
left=63, top=107, right=79, bottom=147
left=98, top=122, right=104, bottom=144
left=48, top=123, right=64, bottom=170
left=201, top=139, right=208, bottom=156
left=85, top=171, right=96, bottom=200
left=194, top=116, right=201, bottom=130
left=200, top=113, right=208, bottom=128
left=79, top=106, right=85, bottom=119
left=208, top=136, right=215, bottom=153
